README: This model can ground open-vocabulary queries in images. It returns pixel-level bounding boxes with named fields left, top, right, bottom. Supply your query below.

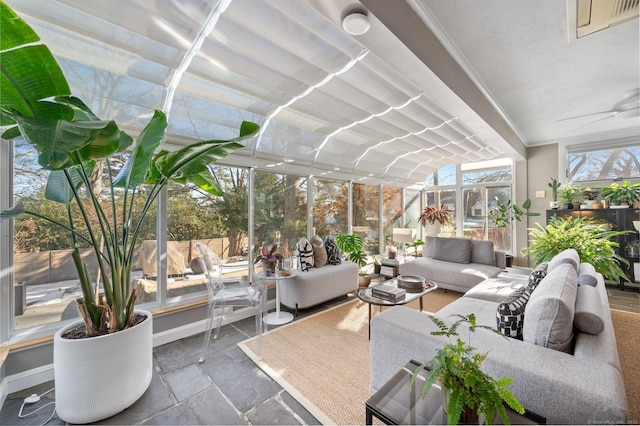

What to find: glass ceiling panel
left=5, top=0, right=508, bottom=187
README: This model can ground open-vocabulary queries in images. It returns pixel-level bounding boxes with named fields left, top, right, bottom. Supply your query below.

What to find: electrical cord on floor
left=18, top=387, right=57, bottom=426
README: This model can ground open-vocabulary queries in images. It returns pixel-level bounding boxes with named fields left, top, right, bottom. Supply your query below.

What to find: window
left=12, top=141, right=158, bottom=329
left=254, top=171, right=307, bottom=259
left=568, top=142, right=640, bottom=182
left=461, top=159, right=516, bottom=251
left=166, top=166, right=250, bottom=302
left=352, top=184, right=379, bottom=254
left=382, top=187, right=403, bottom=250
left=404, top=188, right=421, bottom=230
left=312, top=178, right=348, bottom=237
left=424, top=165, right=457, bottom=187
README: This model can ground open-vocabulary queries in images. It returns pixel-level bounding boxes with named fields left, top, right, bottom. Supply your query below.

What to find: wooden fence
left=14, top=238, right=247, bottom=286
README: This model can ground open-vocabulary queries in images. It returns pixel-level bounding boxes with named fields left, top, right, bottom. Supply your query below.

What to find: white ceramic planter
left=423, top=223, right=441, bottom=236
left=54, top=310, right=153, bottom=424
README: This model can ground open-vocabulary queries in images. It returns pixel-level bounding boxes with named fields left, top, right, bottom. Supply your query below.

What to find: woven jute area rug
left=238, top=289, right=459, bottom=425
left=610, top=309, right=640, bottom=423
left=240, top=290, right=640, bottom=425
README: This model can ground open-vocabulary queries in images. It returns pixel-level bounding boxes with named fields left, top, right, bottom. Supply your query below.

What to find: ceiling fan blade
left=565, top=113, right=616, bottom=132
left=558, top=110, right=614, bottom=121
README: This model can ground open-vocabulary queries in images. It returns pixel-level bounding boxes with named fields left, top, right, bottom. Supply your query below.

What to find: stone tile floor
left=1, top=286, right=364, bottom=426
left=1, top=314, right=324, bottom=425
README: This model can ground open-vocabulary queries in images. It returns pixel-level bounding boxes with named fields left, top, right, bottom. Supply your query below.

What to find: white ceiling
left=5, top=0, right=640, bottom=187
left=405, top=0, right=640, bottom=147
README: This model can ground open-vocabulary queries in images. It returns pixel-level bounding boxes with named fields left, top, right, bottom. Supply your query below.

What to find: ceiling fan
left=559, top=88, right=640, bottom=130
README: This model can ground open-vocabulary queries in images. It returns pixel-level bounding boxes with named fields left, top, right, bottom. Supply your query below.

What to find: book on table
left=371, top=284, right=406, bottom=302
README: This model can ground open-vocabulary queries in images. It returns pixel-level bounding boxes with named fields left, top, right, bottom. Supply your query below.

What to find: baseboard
left=1, top=364, right=54, bottom=407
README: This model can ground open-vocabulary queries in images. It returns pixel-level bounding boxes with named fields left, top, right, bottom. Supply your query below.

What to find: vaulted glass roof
left=6, top=0, right=511, bottom=187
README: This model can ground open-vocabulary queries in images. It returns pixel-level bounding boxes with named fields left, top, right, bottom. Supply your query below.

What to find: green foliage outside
left=0, top=3, right=259, bottom=335
left=521, top=216, right=632, bottom=283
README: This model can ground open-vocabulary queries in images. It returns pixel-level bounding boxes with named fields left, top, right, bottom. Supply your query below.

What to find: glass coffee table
left=358, top=278, right=437, bottom=339
left=366, top=360, right=546, bottom=425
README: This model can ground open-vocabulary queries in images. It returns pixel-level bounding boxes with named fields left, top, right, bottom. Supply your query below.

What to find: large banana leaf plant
left=0, top=3, right=259, bottom=335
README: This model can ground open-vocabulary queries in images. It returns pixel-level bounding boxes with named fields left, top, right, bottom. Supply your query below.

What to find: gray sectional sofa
left=399, top=236, right=506, bottom=293
left=371, top=249, right=628, bottom=424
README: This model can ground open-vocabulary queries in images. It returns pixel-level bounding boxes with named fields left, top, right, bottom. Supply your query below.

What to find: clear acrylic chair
left=196, top=242, right=267, bottom=363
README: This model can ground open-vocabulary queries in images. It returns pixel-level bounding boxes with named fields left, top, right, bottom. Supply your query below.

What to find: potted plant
left=561, top=182, right=581, bottom=209
left=582, top=187, right=600, bottom=208
left=488, top=198, right=539, bottom=229
left=335, top=233, right=370, bottom=287
left=601, top=181, right=640, bottom=207
left=419, top=204, right=453, bottom=236
left=411, top=314, right=524, bottom=425
left=256, top=244, right=282, bottom=276
left=548, top=178, right=561, bottom=209
left=487, top=198, right=539, bottom=263
left=521, top=216, right=632, bottom=283
left=0, top=5, right=259, bottom=423
left=373, top=255, right=382, bottom=274
left=411, top=238, right=425, bottom=258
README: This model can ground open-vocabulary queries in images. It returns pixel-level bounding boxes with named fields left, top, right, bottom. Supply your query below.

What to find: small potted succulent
left=411, top=314, right=524, bottom=425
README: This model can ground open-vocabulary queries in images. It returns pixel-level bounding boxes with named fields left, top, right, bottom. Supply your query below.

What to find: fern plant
left=521, top=216, right=631, bottom=283
left=411, top=314, right=524, bottom=425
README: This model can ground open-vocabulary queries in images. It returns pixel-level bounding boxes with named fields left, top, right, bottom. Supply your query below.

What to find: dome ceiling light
left=342, top=10, right=371, bottom=35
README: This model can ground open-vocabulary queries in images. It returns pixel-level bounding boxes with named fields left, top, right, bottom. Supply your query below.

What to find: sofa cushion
left=324, top=236, right=342, bottom=265
left=574, top=284, right=605, bottom=334
left=399, top=257, right=502, bottom=293
left=470, top=240, right=496, bottom=266
left=548, top=248, right=580, bottom=274
left=423, top=236, right=436, bottom=258
left=432, top=237, right=472, bottom=264
left=296, top=238, right=314, bottom=271
left=577, top=262, right=598, bottom=287
left=496, top=287, right=530, bottom=339
left=526, top=261, right=548, bottom=293
left=464, top=277, right=526, bottom=303
left=523, top=263, right=577, bottom=353
left=310, top=235, right=328, bottom=268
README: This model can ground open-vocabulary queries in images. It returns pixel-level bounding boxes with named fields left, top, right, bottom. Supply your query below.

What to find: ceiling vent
left=576, top=0, right=639, bottom=38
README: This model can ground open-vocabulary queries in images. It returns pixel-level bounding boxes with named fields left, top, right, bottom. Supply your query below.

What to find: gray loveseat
left=399, top=236, right=506, bottom=293
left=371, top=249, right=628, bottom=424
left=279, top=261, right=358, bottom=315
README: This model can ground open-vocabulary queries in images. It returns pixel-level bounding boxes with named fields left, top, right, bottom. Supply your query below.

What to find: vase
left=262, top=260, right=276, bottom=276
left=54, top=309, right=153, bottom=424
left=424, top=222, right=441, bottom=236
left=358, top=273, right=372, bottom=288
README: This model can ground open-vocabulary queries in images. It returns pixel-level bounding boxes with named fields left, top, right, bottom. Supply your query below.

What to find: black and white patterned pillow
left=324, top=236, right=342, bottom=265
left=496, top=287, right=530, bottom=340
left=526, top=261, right=548, bottom=294
left=296, top=237, right=314, bottom=271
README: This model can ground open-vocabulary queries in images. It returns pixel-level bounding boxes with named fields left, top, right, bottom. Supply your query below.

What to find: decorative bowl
left=397, top=275, right=426, bottom=293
